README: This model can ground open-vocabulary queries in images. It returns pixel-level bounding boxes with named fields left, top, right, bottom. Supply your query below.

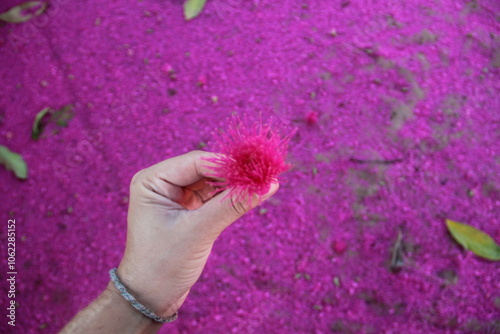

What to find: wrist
left=105, top=281, right=164, bottom=333
left=115, top=265, right=183, bottom=318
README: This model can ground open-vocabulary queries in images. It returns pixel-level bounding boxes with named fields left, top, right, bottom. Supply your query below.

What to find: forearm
left=59, top=282, right=163, bottom=334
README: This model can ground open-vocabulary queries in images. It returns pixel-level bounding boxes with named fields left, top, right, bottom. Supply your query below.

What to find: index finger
left=149, top=150, right=221, bottom=187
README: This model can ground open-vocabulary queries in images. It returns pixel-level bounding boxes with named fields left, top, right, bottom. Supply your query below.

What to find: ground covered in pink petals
left=0, top=0, right=499, bottom=333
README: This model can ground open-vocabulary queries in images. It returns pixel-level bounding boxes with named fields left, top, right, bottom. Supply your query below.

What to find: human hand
left=114, top=150, right=279, bottom=318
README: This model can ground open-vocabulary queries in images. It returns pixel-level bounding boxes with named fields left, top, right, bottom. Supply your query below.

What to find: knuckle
left=191, top=149, right=204, bottom=155
left=130, top=169, right=146, bottom=187
left=192, top=149, right=213, bottom=160
left=230, top=197, right=247, bottom=217
left=189, top=150, right=205, bottom=158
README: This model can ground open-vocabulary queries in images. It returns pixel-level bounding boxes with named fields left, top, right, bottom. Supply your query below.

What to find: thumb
left=190, top=182, right=279, bottom=236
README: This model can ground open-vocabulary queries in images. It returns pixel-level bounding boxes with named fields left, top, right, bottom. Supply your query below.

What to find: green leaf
left=32, top=104, right=74, bottom=140
left=0, top=1, right=47, bottom=23
left=184, top=0, right=207, bottom=20
left=51, top=104, right=74, bottom=127
left=32, top=107, right=52, bottom=140
left=446, top=219, right=500, bottom=261
left=0, top=146, right=28, bottom=180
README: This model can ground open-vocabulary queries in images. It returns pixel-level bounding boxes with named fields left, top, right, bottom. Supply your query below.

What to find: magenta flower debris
left=202, top=115, right=294, bottom=204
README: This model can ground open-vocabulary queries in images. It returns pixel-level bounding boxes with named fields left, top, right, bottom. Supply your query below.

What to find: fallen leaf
left=31, top=105, right=74, bottom=140
left=32, top=107, right=52, bottom=140
left=446, top=219, right=500, bottom=261
left=0, top=1, right=47, bottom=24
left=390, top=229, right=404, bottom=272
left=184, top=0, right=207, bottom=20
left=0, top=146, right=28, bottom=179
left=51, top=104, right=74, bottom=127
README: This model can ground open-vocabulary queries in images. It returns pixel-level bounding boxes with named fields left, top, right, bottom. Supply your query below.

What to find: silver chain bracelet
left=109, top=268, right=178, bottom=323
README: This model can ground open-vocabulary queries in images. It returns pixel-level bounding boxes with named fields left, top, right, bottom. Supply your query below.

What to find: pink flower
left=305, top=111, right=318, bottom=125
left=202, top=115, right=293, bottom=205
left=331, top=240, right=348, bottom=254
